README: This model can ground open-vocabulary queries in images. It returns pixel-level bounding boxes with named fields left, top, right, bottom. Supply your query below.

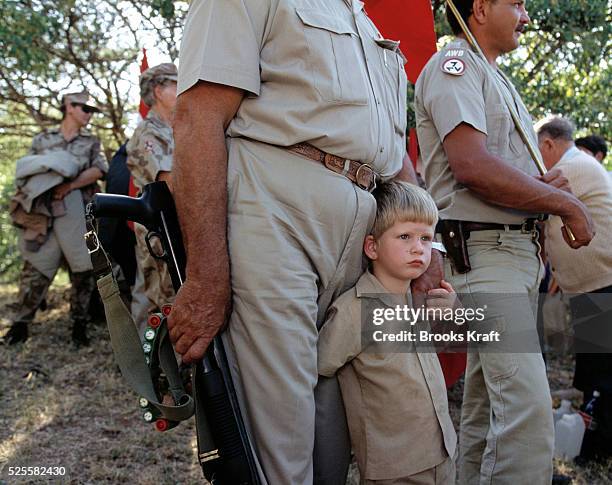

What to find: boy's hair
left=371, top=181, right=439, bottom=238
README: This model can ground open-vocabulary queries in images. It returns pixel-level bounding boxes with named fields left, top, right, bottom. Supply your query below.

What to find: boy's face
left=365, top=220, right=434, bottom=287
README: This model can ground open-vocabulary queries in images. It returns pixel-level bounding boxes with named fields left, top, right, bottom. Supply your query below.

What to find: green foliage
left=504, top=0, right=611, bottom=140
left=0, top=133, right=28, bottom=281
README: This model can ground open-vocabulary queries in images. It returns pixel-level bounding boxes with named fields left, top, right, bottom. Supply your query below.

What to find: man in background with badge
left=415, top=1, right=594, bottom=483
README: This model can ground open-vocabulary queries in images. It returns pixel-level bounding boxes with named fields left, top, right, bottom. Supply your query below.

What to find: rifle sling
left=87, top=234, right=195, bottom=423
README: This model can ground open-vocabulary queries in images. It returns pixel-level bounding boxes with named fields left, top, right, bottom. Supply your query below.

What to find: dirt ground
left=0, top=282, right=611, bottom=484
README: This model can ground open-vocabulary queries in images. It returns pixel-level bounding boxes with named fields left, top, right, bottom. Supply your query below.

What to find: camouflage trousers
left=133, top=223, right=175, bottom=315
left=13, top=260, right=95, bottom=325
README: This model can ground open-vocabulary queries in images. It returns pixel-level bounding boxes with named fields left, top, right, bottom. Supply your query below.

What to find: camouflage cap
left=62, top=91, right=101, bottom=113
left=140, top=63, right=178, bottom=107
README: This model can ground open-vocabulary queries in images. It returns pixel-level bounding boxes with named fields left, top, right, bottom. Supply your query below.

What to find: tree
left=0, top=0, right=189, bottom=156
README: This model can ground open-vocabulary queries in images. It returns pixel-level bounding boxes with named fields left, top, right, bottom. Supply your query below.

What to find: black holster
left=437, top=220, right=471, bottom=274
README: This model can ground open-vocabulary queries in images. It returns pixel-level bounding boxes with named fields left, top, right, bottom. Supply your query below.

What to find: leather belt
left=288, top=143, right=377, bottom=192
left=436, top=219, right=538, bottom=234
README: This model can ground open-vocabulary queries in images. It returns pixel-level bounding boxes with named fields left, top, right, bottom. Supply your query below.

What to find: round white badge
left=442, top=58, right=466, bottom=76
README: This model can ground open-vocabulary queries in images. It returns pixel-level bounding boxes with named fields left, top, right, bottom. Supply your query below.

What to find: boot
left=71, top=320, right=89, bottom=348
left=2, top=322, right=29, bottom=345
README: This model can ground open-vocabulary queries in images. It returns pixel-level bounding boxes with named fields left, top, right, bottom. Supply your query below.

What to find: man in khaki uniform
left=4, top=92, right=107, bottom=347
left=126, top=63, right=177, bottom=333
left=415, top=1, right=594, bottom=483
left=168, top=1, right=416, bottom=483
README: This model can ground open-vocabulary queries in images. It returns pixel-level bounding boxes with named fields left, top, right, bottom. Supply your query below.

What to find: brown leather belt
left=288, top=143, right=377, bottom=192
left=436, top=219, right=538, bottom=234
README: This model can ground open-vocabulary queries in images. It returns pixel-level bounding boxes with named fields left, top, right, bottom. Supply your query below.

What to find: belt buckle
left=355, top=163, right=377, bottom=192
left=521, top=219, right=534, bottom=234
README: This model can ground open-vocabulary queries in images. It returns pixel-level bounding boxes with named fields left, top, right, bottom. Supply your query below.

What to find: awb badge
left=442, top=58, right=466, bottom=76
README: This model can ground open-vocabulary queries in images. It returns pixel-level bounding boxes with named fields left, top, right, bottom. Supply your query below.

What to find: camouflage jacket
left=126, top=110, right=174, bottom=191
left=29, top=127, right=108, bottom=202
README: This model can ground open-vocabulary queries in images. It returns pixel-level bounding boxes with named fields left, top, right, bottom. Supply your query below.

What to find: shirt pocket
left=484, top=103, right=511, bottom=159
left=374, top=38, right=407, bottom=136
left=296, top=8, right=368, bottom=105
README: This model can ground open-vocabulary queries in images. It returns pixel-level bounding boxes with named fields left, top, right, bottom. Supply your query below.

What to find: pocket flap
left=374, top=38, right=407, bottom=64
left=296, top=8, right=355, bottom=35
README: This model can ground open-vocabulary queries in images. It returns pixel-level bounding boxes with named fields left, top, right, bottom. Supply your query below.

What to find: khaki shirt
left=177, top=0, right=406, bottom=178
left=29, top=127, right=108, bottom=202
left=318, top=271, right=457, bottom=480
left=415, top=38, right=539, bottom=224
left=126, top=110, right=174, bottom=191
left=545, top=147, right=612, bottom=293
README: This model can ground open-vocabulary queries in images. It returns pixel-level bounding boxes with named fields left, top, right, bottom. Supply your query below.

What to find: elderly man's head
left=536, top=116, right=576, bottom=170
left=140, top=63, right=178, bottom=111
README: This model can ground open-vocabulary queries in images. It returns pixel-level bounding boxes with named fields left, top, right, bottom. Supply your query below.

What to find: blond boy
left=318, top=181, right=457, bottom=484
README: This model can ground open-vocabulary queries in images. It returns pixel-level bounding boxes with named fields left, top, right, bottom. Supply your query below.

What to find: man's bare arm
left=167, top=81, right=244, bottom=363
left=393, top=153, right=419, bottom=185
left=53, top=167, right=103, bottom=200
left=444, top=123, right=594, bottom=249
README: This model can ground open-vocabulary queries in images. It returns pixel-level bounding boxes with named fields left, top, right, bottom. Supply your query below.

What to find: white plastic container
left=554, top=413, right=585, bottom=460
left=553, top=400, right=572, bottom=425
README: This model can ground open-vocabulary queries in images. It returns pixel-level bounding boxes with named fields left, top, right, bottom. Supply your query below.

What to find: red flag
left=138, top=48, right=150, bottom=119
left=365, top=0, right=437, bottom=84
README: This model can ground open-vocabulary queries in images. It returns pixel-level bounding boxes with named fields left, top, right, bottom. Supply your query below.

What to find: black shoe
left=71, top=321, right=89, bottom=348
left=2, top=322, right=29, bottom=345
left=552, top=473, right=572, bottom=485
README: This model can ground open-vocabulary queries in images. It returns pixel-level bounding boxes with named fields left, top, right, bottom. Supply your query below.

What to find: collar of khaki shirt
left=355, top=270, right=409, bottom=308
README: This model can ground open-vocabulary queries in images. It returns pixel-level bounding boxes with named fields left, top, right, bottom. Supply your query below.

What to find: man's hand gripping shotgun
left=85, top=181, right=260, bottom=485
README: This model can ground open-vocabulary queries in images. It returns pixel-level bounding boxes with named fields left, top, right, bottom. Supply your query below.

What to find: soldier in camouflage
left=126, top=63, right=177, bottom=332
left=3, top=92, right=107, bottom=347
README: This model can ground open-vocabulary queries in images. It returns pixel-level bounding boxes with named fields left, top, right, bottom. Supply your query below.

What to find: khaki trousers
left=362, top=456, right=455, bottom=485
left=222, top=139, right=376, bottom=485
left=445, top=229, right=554, bottom=485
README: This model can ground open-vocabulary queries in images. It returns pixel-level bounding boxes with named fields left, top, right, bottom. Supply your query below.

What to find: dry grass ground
left=0, top=283, right=611, bottom=484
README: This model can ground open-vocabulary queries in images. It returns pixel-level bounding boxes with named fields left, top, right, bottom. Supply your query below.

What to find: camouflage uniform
left=126, top=110, right=175, bottom=314
left=12, top=127, right=107, bottom=338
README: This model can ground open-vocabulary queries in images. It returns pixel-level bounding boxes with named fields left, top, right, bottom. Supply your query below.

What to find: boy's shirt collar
left=355, top=270, right=409, bottom=308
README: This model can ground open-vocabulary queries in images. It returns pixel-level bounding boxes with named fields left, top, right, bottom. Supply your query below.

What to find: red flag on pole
left=365, top=0, right=437, bottom=84
left=138, top=48, right=150, bottom=119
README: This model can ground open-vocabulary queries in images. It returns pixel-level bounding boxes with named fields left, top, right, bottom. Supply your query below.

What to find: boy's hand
left=425, top=280, right=457, bottom=310
left=411, top=249, right=444, bottom=309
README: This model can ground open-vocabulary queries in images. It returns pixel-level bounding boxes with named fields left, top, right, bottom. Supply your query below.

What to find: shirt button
left=379, top=147, right=384, bottom=153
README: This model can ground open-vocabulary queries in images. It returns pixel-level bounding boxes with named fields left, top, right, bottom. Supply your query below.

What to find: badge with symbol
left=441, top=58, right=466, bottom=76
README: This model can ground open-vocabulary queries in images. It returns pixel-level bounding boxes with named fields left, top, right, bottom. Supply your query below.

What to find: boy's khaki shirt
left=318, top=271, right=457, bottom=480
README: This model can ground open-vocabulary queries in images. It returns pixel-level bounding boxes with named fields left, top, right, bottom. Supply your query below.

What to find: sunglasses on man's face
left=71, top=102, right=96, bottom=114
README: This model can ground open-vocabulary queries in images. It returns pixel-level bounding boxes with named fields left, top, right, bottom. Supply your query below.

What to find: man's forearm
left=444, top=124, right=580, bottom=219
left=454, top=153, right=580, bottom=218
left=173, top=96, right=230, bottom=280
left=70, top=167, right=103, bottom=189
left=393, top=153, right=419, bottom=185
